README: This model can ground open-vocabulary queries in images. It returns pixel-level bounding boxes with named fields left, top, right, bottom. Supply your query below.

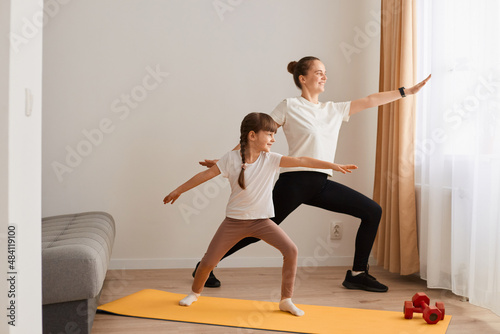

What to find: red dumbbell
left=403, top=292, right=445, bottom=324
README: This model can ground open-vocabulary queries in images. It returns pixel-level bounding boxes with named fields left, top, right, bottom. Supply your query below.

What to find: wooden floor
left=93, top=266, right=500, bottom=333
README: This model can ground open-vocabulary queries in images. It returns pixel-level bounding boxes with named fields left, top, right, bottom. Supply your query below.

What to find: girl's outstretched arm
left=163, top=165, right=221, bottom=204
left=349, top=74, right=431, bottom=116
left=280, top=156, right=358, bottom=174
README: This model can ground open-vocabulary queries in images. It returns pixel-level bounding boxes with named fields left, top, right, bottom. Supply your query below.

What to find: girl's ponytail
left=237, top=139, right=247, bottom=189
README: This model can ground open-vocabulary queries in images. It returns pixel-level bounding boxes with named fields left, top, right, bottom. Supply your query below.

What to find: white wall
left=1, top=0, right=43, bottom=333
left=42, top=0, right=381, bottom=270
left=0, top=1, right=10, bottom=332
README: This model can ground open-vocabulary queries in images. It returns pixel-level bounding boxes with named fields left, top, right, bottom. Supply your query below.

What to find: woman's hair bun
left=287, top=61, right=297, bottom=74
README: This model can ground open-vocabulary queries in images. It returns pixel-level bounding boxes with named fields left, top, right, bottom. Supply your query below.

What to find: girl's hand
left=199, top=159, right=219, bottom=168
left=333, top=164, right=358, bottom=174
left=405, top=74, right=431, bottom=95
left=163, top=190, right=181, bottom=204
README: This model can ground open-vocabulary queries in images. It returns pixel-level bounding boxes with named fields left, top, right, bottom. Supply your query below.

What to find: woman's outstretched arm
left=349, top=74, right=431, bottom=116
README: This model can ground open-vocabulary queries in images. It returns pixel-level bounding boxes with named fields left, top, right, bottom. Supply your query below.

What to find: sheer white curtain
left=416, top=0, right=500, bottom=315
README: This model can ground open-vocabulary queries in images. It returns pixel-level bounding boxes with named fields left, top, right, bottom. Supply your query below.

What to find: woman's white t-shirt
left=270, top=96, right=351, bottom=176
left=216, top=150, right=282, bottom=219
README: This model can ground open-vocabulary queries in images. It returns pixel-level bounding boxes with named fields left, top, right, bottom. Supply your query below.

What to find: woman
left=197, top=56, right=431, bottom=292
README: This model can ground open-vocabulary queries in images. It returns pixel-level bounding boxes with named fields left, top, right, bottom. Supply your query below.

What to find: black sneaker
left=342, top=268, right=388, bottom=292
left=192, top=261, right=221, bottom=288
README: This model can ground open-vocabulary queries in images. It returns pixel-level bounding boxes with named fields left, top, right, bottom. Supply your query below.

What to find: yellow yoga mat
left=97, top=289, right=451, bottom=333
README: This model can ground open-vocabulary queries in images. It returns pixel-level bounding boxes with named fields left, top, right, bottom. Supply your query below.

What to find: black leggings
left=221, top=171, right=382, bottom=271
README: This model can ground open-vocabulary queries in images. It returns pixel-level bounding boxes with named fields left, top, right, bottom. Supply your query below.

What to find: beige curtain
left=373, top=0, right=419, bottom=275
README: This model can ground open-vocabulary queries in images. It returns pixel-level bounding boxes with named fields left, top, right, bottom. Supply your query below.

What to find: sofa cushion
left=42, top=212, right=115, bottom=305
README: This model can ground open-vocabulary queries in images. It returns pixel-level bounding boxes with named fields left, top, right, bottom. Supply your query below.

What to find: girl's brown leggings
left=193, top=217, right=298, bottom=299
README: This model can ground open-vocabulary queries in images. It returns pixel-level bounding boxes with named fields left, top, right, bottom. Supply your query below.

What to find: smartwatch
left=399, top=87, right=406, bottom=98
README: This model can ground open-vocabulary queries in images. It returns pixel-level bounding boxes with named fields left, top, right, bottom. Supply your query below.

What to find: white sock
left=352, top=270, right=364, bottom=276
left=179, top=291, right=200, bottom=306
left=279, top=298, right=305, bottom=317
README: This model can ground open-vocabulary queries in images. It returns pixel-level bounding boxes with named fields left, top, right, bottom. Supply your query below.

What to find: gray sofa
left=42, top=211, right=115, bottom=334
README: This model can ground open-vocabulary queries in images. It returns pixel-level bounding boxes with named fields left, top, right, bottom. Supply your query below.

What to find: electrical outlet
left=330, top=222, right=343, bottom=240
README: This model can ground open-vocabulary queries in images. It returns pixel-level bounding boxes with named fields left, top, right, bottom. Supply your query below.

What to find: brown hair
left=238, top=112, right=278, bottom=189
left=287, top=56, right=320, bottom=89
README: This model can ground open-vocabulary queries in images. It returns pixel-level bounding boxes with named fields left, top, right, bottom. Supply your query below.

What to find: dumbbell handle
left=409, top=300, right=428, bottom=313
left=418, top=301, right=430, bottom=310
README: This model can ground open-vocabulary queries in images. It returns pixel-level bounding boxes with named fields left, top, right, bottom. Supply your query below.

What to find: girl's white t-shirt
left=216, top=150, right=282, bottom=220
left=270, top=96, right=351, bottom=176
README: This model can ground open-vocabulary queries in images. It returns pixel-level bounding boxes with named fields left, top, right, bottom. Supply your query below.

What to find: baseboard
left=108, top=256, right=376, bottom=270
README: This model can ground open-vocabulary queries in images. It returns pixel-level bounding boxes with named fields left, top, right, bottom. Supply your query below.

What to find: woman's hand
left=163, top=190, right=181, bottom=204
left=333, top=164, right=358, bottom=174
left=406, top=74, right=431, bottom=95
left=199, top=159, right=219, bottom=168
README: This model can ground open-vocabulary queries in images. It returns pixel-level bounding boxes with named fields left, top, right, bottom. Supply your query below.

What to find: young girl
left=163, top=112, right=357, bottom=316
